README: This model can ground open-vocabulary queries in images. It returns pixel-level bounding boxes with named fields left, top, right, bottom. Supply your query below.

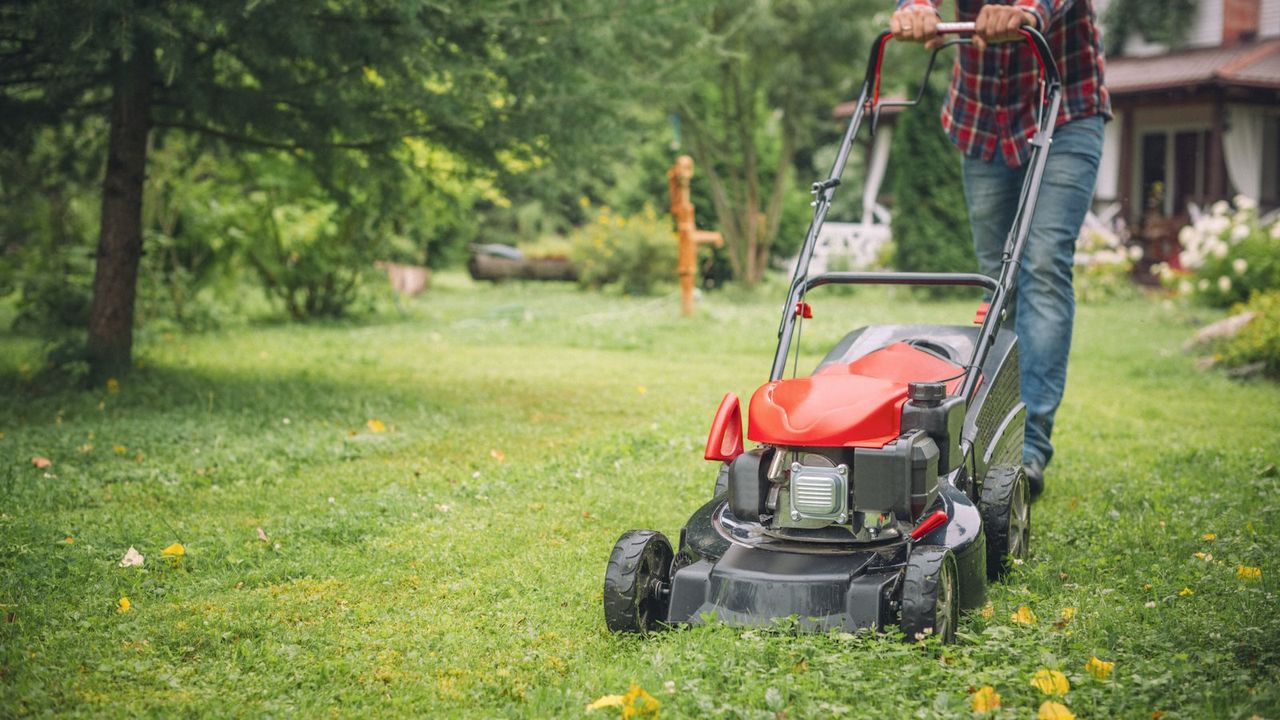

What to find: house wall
left=1261, top=0, right=1280, bottom=37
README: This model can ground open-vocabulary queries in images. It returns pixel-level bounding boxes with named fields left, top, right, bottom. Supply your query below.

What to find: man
left=889, top=1, right=1110, bottom=499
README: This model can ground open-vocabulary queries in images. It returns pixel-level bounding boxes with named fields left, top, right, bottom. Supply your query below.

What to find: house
left=1098, top=0, right=1280, bottom=230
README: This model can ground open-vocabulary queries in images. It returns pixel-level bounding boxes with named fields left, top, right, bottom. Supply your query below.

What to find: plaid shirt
left=896, top=0, right=1111, bottom=166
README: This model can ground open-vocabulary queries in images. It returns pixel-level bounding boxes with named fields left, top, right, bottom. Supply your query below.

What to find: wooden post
left=667, top=155, right=722, bottom=316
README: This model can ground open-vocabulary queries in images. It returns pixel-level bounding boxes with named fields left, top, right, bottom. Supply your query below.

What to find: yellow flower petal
left=971, top=686, right=1001, bottom=713
left=1085, top=656, right=1115, bottom=681
left=1202, top=533, right=1216, bottom=541
left=622, top=683, right=661, bottom=718
left=980, top=601, right=994, bottom=619
left=117, top=597, right=131, bottom=614
left=161, top=542, right=185, bottom=558
left=106, top=378, right=120, bottom=394
left=367, top=419, right=387, bottom=433
left=1038, top=700, right=1076, bottom=720
left=1010, top=605, right=1037, bottom=625
left=1178, top=587, right=1194, bottom=597
left=1237, top=565, right=1261, bottom=580
left=1030, top=669, right=1070, bottom=695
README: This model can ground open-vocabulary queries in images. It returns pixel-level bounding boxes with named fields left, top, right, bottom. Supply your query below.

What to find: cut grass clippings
left=1, top=277, right=1278, bottom=717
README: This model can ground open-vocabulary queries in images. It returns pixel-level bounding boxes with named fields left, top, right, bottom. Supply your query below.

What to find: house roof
left=1106, top=39, right=1280, bottom=95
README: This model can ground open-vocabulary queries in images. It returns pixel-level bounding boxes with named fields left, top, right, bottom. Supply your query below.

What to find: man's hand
left=972, top=5, right=1039, bottom=52
left=891, top=6, right=944, bottom=49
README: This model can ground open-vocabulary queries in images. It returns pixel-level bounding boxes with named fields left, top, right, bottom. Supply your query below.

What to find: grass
left=1, top=276, right=1278, bottom=718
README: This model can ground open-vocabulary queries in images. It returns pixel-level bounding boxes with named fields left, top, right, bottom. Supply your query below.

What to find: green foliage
left=1104, top=0, right=1198, bottom=55
left=569, top=206, right=677, bottom=295
left=1215, top=290, right=1280, bottom=377
left=1166, top=200, right=1280, bottom=308
left=889, top=84, right=975, bottom=294
left=1073, top=225, right=1140, bottom=303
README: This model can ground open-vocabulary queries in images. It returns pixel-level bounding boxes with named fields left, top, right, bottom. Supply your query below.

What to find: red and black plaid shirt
left=896, top=0, right=1111, bottom=166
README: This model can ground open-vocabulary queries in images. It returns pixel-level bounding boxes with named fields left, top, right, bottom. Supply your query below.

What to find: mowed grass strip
left=1, top=280, right=1277, bottom=718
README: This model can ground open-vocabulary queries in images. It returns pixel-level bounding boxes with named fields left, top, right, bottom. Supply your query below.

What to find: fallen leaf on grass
left=1151, top=712, right=1165, bottom=719
left=31, top=456, right=51, bottom=469
left=113, top=445, right=127, bottom=455
left=119, top=546, right=145, bottom=568
left=489, top=448, right=505, bottom=462
left=1038, top=700, right=1075, bottom=720
left=1237, top=565, right=1261, bottom=580
left=1193, top=552, right=1213, bottom=561
left=1202, top=533, right=1216, bottom=541
left=256, top=527, right=269, bottom=543
left=1030, top=669, right=1070, bottom=695
left=1085, top=656, right=1114, bottom=681
left=367, top=419, right=387, bottom=433
left=1010, top=606, right=1036, bottom=625
left=587, top=684, right=660, bottom=717
left=63, top=536, right=73, bottom=544
left=979, top=602, right=994, bottom=619
left=1054, top=607, right=1076, bottom=628
left=161, top=543, right=185, bottom=558
left=970, top=686, right=1000, bottom=713
left=117, top=597, right=131, bottom=614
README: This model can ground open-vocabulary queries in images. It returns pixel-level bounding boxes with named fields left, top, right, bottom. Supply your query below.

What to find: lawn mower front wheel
left=900, top=545, right=959, bottom=643
left=603, top=530, right=674, bottom=633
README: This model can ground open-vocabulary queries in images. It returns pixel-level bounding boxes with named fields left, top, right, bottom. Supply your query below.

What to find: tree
left=1103, top=0, right=1197, bottom=55
left=1, top=0, right=697, bottom=377
left=889, top=82, right=974, bottom=290
left=671, top=0, right=877, bottom=286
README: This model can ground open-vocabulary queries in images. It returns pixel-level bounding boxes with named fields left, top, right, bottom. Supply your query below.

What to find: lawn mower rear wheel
left=979, top=464, right=1031, bottom=580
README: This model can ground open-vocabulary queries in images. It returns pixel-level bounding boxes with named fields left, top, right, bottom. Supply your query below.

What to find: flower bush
left=1074, top=221, right=1141, bottom=302
left=569, top=205, right=678, bottom=295
left=1157, top=197, right=1280, bottom=308
left=1212, top=290, right=1280, bottom=377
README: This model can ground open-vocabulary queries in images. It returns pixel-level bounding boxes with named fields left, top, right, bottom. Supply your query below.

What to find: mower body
left=665, top=323, right=1023, bottom=630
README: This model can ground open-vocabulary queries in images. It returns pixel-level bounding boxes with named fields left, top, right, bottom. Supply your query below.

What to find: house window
left=1138, top=128, right=1212, bottom=217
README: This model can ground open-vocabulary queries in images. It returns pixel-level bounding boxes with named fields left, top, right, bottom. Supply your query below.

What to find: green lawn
left=2, top=278, right=1278, bottom=718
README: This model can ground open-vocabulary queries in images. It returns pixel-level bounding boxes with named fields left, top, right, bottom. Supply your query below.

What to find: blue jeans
left=961, top=115, right=1104, bottom=471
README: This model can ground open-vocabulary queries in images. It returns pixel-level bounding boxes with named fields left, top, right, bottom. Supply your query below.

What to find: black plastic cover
left=853, top=430, right=939, bottom=520
left=727, top=449, right=770, bottom=522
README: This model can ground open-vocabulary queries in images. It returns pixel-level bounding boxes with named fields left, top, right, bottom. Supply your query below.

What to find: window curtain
left=1224, top=104, right=1265, bottom=200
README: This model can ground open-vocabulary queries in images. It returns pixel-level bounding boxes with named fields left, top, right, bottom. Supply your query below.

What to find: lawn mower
left=602, top=23, right=1062, bottom=642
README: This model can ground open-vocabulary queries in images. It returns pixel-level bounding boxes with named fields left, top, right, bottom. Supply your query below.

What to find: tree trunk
left=87, top=42, right=154, bottom=380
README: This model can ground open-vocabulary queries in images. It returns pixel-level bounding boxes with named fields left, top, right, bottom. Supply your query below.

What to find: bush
left=1214, top=290, right=1280, bottom=377
left=568, top=205, right=677, bottom=295
left=1074, top=222, right=1141, bottom=302
left=889, top=83, right=974, bottom=295
left=1158, top=197, right=1280, bottom=307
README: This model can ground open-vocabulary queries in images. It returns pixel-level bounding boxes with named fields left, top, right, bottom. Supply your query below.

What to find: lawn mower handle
left=771, top=22, right=1064, bottom=415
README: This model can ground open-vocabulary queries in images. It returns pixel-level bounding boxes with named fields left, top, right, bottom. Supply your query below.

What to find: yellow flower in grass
left=1085, top=656, right=1115, bottom=681
left=971, top=686, right=1001, bottom=713
left=161, top=543, right=185, bottom=559
left=1038, top=700, right=1076, bottom=720
left=1202, top=533, right=1216, bottom=541
left=117, top=597, right=131, bottom=614
left=1030, top=669, right=1070, bottom=695
left=106, top=378, right=120, bottom=394
left=1178, top=587, right=1194, bottom=597
left=1237, top=566, right=1261, bottom=580
left=1010, top=605, right=1037, bottom=625
left=366, top=419, right=387, bottom=433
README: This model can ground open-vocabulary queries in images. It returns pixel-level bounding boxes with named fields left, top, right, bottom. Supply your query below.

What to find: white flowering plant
left=1074, top=220, right=1141, bottom=302
left=1159, top=196, right=1280, bottom=308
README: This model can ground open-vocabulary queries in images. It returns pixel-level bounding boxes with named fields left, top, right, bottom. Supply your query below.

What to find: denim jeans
left=961, top=114, right=1104, bottom=471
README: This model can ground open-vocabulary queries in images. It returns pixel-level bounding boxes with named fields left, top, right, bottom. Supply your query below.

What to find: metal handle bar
left=804, top=271, right=998, bottom=294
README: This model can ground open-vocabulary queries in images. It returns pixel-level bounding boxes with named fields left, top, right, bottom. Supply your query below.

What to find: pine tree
left=889, top=83, right=975, bottom=292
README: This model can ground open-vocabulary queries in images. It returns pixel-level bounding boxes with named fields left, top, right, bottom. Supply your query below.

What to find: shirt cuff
left=1013, top=0, right=1052, bottom=30
left=896, top=0, right=941, bottom=14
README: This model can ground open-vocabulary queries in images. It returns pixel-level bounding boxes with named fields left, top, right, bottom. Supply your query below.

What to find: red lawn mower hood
left=747, top=342, right=964, bottom=449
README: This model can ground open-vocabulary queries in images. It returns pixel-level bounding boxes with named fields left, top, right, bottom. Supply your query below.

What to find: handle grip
left=934, top=22, right=976, bottom=34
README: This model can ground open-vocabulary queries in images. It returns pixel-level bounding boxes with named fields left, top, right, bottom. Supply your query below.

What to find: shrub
left=1074, top=222, right=1141, bottom=302
left=889, top=82, right=974, bottom=296
left=1158, top=197, right=1280, bottom=307
left=568, top=205, right=677, bottom=295
left=1214, top=290, right=1280, bottom=377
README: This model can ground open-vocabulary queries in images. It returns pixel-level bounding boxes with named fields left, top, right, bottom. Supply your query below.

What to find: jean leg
left=1015, top=115, right=1104, bottom=468
left=961, top=155, right=1024, bottom=285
